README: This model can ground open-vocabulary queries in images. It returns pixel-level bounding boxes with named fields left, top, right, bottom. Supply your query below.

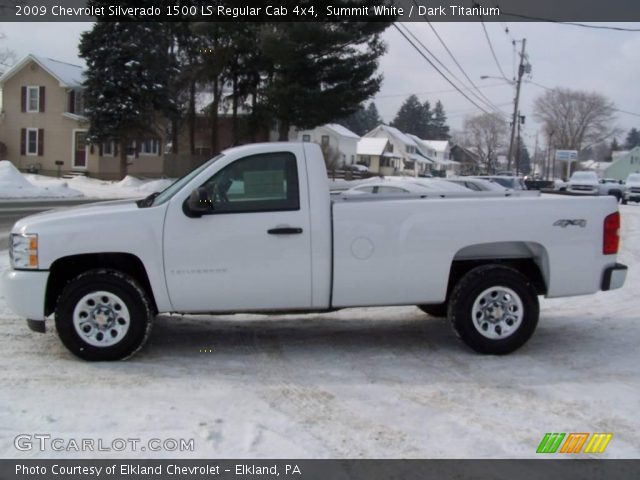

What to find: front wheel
left=449, top=265, right=539, bottom=355
left=55, top=269, right=154, bottom=361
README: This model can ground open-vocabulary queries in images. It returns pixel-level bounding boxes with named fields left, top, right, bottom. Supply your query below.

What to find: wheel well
left=446, top=258, right=547, bottom=300
left=45, top=253, right=157, bottom=316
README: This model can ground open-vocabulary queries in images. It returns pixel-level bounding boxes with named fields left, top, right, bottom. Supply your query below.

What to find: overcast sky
left=2, top=21, right=639, bottom=150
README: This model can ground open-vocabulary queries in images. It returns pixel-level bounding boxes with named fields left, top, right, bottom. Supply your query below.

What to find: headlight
left=10, top=233, right=38, bottom=269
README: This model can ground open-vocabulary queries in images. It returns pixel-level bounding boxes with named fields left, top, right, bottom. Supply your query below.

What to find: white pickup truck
left=2, top=142, right=628, bottom=360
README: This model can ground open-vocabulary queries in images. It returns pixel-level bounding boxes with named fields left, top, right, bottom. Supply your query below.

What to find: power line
left=480, top=21, right=510, bottom=81
left=410, top=0, right=505, bottom=114
left=397, top=23, right=503, bottom=115
left=393, top=23, right=493, bottom=115
left=499, top=13, right=640, bottom=31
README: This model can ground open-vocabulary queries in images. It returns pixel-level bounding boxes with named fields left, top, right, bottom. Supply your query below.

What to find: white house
left=407, top=136, right=458, bottom=177
left=356, top=137, right=402, bottom=176
left=604, top=147, right=640, bottom=181
left=294, top=123, right=359, bottom=168
left=364, top=125, right=432, bottom=175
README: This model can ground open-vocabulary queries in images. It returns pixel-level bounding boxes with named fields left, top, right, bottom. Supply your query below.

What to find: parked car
left=567, top=172, right=624, bottom=201
left=446, top=177, right=508, bottom=192
left=2, top=142, right=627, bottom=360
left=473, top=176, right=527, bottom=190
left=623, top=173, right=640, bottom=204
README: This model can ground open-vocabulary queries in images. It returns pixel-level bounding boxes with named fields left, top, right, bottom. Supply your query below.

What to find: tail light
left=603, top=212, right=620, bottom=255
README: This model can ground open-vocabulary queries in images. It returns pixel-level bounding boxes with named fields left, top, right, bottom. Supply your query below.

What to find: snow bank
left=0, top=161, right=84, bottom=199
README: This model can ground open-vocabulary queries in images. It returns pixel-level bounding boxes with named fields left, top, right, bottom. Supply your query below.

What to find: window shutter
left=98, top=144, right=103, bottom=156
left=135, top=141, right=140, bottom=158
left=89, top=144, right=94, bottom=155
left=21, top=87, right=26, bottom=112
left=157, top=139, right=162, bottom=156
left=20, top=129, right=26, bottom=155
left=39, top=86, right=45, bottom=112
left=37, top=129, right=44, bottom=156
left=69, top=90, right=76, bottom=113
left=114, top=142, right=119, bottom=156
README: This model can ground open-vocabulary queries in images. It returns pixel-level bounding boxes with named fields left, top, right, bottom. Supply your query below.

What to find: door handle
left=267, top=227, right=303, bottom=235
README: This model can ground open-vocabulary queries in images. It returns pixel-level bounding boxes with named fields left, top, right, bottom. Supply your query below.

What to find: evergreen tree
left=431, top=100, right=450, bottom=140
left=611, top=137, right=620, bottom=152
left=79, top=4, right=177, bottom=178
left=422, top=100, right=433, bottom=138
left=516, top=135, right=531, bottom=175
left=364, top=102, right=382, bottom=132
left=391, top=95, right=428, bottom=137
left=338, top=101, right=382, bottom=136
left=260, top=21, right=391, bottom=140
left=625, top=128, right=640, bottom=149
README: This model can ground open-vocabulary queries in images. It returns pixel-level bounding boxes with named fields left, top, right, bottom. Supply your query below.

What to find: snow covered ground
left=0, top=160, right=174, bottom=200
left=0, top=207, right=638, bottom=459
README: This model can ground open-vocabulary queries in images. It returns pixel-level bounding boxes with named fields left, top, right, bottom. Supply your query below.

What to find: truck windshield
left=146, top=154, right=224, bottom=207
left=627, top=174, right=640, bottom=183
left=571, top=172, right=596, bottom=181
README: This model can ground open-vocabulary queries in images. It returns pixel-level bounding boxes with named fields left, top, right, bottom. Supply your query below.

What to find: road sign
left=555, top=150, right=578, bottom=162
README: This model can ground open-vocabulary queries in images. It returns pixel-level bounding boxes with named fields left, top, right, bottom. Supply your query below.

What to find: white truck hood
left=12, top=199, right=143, bottom=234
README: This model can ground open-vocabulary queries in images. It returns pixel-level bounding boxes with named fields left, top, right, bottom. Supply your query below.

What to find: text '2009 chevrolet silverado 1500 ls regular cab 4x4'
left=2, top=142, right=628, bottom=360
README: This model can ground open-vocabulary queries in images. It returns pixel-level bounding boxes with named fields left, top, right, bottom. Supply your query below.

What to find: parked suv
left=623, top=173, right=640, bottom=204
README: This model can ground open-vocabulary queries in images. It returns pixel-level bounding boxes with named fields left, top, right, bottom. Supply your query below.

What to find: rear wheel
left=55, top=269, right=154, bottom=361
left=418, top=303, right=448, bottom=317
left=449, top=265, right=539, bottom=354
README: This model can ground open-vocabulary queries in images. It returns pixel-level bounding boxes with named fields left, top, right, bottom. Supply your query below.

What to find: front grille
left=630, top=187, right=640, bottom=194
left=571, top=185, right=595, bottom=191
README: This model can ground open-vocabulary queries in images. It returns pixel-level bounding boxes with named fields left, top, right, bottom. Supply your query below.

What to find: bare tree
left=463, top=113, right=508, bottom=173
left=533, top=87, right=618, bottom=152
left=0, top=32, right=16, bottom=73
left=321, top=143, right=341, bottom=178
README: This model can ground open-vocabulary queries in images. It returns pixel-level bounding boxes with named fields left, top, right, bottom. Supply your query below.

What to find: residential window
left=27, top=86, right=40, bottom=112
left=102, top=141, right=114, bottom=156
left=26, top=128, right=38, bottom=155
left=302, top=134, right=311, bottom=142
left=380, top=157, right=391, bottom=168
left=140, top=139, right=160, bottom=155
left=74, top=91, right=84, bottom=115
left=321, top=135, right=330, bottom=146
left=200, top=152, right=299, bottom=213
left=388, top=144, right=394, bottom=152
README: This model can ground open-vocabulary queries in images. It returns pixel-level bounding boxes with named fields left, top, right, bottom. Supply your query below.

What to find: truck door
left=162, top=149, right=313, bottom=312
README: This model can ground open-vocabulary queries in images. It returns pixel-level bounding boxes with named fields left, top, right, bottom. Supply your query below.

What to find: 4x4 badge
left=554, top=219, right=587, bottom=228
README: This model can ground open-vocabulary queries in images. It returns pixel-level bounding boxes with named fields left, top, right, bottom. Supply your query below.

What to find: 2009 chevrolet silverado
left=2, top=142, right=628, bottom=360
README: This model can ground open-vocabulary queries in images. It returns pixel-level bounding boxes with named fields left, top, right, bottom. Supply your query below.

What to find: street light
left=480, top=75, right=514, bottom=84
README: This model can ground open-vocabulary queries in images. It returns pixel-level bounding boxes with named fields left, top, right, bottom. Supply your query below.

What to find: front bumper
left=601, top=263, right=628, bottom=291
left=1, top=269, right=49, bottom=321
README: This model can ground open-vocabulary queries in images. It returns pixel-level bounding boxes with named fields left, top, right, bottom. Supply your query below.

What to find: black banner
left=1, top=0, right=640, bottom=22
left=2, top=460, right=640, bottom=480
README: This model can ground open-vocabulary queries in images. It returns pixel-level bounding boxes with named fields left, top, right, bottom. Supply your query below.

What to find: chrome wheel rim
left=72, top=291, right=130, bottom=347
left=471, top=286, right=523, bottom=339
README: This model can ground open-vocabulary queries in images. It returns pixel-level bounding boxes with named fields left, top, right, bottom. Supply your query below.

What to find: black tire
left=622, top=198, right=628, bottom=205
left=449, top=265, right=539, bottom=355
left=54, top=269, right=154, bottom=361
left=418, top=303, right=448, bottom=317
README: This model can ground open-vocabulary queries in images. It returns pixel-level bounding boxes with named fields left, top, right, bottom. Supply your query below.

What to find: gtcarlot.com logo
left=536, top=432, right=612, bottom=454
left=14, top=434, right=195, bottom=453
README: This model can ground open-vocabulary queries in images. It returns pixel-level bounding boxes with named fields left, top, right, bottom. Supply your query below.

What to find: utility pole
left=507, top=38, right=527, bottom=172
left=533, top=131, right=539, bottom=177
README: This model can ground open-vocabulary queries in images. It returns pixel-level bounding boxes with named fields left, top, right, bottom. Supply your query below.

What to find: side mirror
left=184, top=187, right=214, bottom=217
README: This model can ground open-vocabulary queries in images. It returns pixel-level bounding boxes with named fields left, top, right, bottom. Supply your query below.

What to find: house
left=364, top=124, right=431, bottom=175
left=450, top=144, right=481, bottom=175
left=406, top=135, right=458, bottom=177
left=356, top=137, right=402, bottom=175
left=604, top=146, right=640, bottom=180
left=0, top=54, right=166, bottom=179
left=294, top=123, right=359, bottom=168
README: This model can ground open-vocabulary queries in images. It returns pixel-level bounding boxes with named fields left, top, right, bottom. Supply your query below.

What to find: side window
left=201, top=152, right=299, bottom=213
